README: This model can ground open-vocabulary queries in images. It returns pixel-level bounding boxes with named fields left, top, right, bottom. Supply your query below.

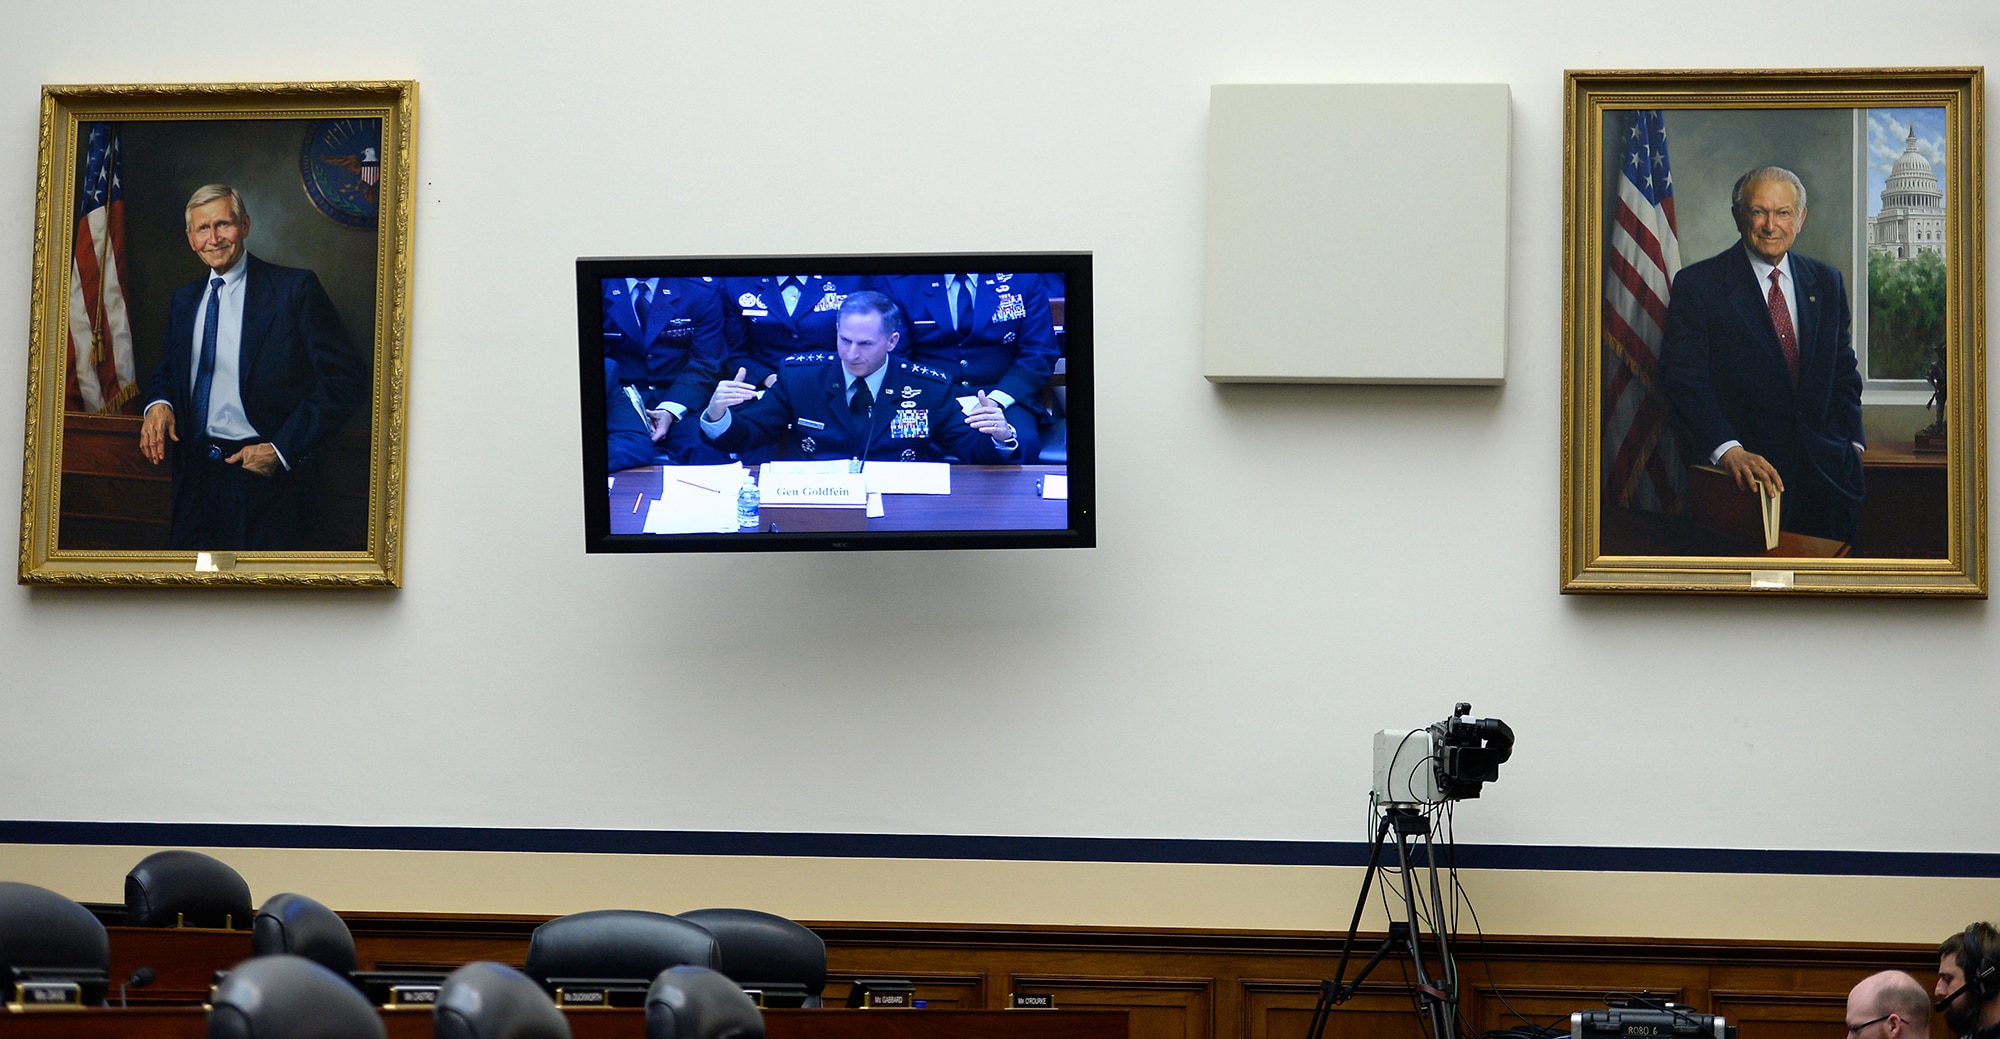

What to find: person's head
left=1731, top=166, right=1808, bottom=266
left=1937, top=922, right=2000, bottom=1035
left=184, top=184, right=250, bottom=273
left=1847, top=971, right=1932, bottom=1039
left=834, top=291, right=901, bottom=379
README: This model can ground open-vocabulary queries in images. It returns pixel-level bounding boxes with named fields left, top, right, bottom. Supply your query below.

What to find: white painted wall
left=1, top=0, right=1993, bottom=857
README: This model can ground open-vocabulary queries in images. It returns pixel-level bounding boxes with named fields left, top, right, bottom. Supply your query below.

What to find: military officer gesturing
left=699, top=291, right=1021, bottom=463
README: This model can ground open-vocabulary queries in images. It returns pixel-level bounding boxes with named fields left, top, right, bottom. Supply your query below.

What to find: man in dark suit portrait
left=602, top=276, right=727, bottom=462
left=699, top=291, right=1023, bottom=464
left=1660, top=165, right=1865, bottom=543
left=138, top=184, right=369, bottom=550
left=878, top=272, right=1060, bottom=462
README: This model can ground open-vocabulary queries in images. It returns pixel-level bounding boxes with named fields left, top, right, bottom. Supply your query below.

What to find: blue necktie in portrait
left=953, top=274, right=972, bottom=332
left=633, top=280, right=652, bottom=330
left=191, top=276, right=223, bottom=439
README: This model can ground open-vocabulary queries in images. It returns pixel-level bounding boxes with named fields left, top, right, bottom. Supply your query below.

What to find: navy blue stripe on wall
left=3, top=821, right=1998, bottom=878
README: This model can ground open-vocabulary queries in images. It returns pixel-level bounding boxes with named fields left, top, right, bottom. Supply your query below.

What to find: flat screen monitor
left=577, top=252, right=1093, bottom=553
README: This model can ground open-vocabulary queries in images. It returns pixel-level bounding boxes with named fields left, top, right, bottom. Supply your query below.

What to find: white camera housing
left=1372, top=729, right=1441, bottom=805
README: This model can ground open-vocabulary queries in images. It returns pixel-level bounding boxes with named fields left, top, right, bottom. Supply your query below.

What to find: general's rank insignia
left=889, top=408, right=930, bottom=439
left=800, top=437, right=817, bottom=454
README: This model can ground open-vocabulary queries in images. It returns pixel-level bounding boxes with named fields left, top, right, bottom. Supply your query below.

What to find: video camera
left=1372, top=702, right=1514, bottom=804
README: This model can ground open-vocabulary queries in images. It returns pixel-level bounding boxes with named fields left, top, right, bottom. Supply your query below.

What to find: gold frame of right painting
left=1560, top=68, right=1985, bottom=596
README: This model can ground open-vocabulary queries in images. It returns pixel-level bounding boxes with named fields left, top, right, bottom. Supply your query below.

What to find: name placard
left=846, top=978, right=918, bottom=1009
left=386, top=985, right=440, bottom=1007
left=9, top=981, right=83, bottom=1011
left=759, top=472, right=867, bottom=506
left=1011, top=992, right=1056, bottom=1009
left=556, top=988, right=607, bottom=1007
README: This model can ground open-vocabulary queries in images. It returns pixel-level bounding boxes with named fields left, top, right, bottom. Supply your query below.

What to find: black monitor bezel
left=577, top=251, right=1094, bottom=554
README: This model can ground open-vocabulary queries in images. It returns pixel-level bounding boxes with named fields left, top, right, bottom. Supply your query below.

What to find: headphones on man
left=1965, top=924, right=2000, bottom=1004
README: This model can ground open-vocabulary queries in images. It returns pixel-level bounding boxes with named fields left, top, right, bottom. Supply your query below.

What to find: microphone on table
left=119, top=967, right=155, bottom=1008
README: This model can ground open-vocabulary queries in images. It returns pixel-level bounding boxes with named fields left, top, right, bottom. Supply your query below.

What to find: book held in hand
left=1687, top=464, right=1780, bottom=550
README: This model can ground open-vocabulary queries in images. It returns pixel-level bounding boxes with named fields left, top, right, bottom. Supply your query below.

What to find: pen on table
left=631, top=496, right=642, bottom=513
left=676, top=478, right=722, bottom=493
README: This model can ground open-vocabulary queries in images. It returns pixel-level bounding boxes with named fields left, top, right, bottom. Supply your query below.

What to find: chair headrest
left=646, top=966, right=765, bottom=1039
left=253, top=893, right=357, bottom=976
left=206, top=955, right=383, bottom=1039
left=126, top=850, right=252, bottom=928
left=524, top=910, right=718, bottom=986
left=0, top=882, right=110, bottom=981
left=435, top=962, right=572, bottom=1039
left=673, top=910, right=825, bottom=996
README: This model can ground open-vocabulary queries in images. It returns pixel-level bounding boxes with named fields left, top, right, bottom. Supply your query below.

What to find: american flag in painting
left=1602, top=109, right=1686, bottom=513
left=67, top=123, right=138, bottom=413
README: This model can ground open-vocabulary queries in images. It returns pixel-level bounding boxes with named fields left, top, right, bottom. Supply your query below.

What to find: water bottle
left=736, top=476, right=760, bottom=529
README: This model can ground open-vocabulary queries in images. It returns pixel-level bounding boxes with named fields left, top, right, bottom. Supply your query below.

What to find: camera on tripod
left=1310, top=703, right=1518, bottom=1039
left=1371, top=702, right=1515, bottom=804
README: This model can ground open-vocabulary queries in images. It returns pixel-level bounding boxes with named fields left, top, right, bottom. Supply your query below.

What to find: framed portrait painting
left=1560, top=68, right=1984, bottom=596
left=17, top=80, right=416, bottom=587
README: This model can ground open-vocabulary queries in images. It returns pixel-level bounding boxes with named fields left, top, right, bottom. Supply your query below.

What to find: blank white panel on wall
left=1203, top=83, right=1511, bottom=383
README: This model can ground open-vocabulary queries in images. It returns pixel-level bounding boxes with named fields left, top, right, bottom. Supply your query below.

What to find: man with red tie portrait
left=1661, top=165, right=1866, bottom=543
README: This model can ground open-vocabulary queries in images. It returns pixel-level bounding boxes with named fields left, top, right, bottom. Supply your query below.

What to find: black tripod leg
left=1391, top=821, right=1453, bottom=1039
left=1327, top=811, right=1393, bottom=1000
left=1303, top=980, right=1336, bottom=1039
left=1422, top=823, right=1458, bottom=1011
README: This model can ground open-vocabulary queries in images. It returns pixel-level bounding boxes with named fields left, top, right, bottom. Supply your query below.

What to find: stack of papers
left=857, top=461, right=951, bottom=495
left=643, top=463, right=744, bottom=534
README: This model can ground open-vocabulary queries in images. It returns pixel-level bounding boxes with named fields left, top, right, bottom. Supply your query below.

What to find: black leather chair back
left=0, top=881, right=110, bottom=984
left=207, top=955, right=384, bottom=1039
left=675, top=909, right=825, bottom=1006
left=126, top=850, right=252, bottom=928
left=435, top=961, right=571, bottom=1039
left=524, top=910, right=719, bottom=986
left=646, top=966, right=764, bottom=1039
left=253, top=893, right=358, bottom=976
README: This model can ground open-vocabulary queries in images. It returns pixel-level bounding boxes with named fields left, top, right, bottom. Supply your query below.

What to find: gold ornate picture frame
left=1561, top=68, right=1984, bottom=596
left=18, top=81, right=416, bottom=587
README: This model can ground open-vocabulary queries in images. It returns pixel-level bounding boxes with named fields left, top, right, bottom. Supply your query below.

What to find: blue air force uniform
left=604, top=359, right=663, bottom=473
left=703, top=353, right=1019, bottom=464
left=603, top=277, right=729, bottom=464
left=717, top=275, right=873, bottom=387
left=602, top=277, right=726, bottom=415
left=877, top=273, right=1059, bottom=460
